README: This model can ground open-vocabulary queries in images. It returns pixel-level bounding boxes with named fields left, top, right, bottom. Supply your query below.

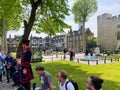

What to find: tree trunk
left=1, top=18, right=8, bottom=53
left=16, top=0, right=42, bottom=58
left=49, top=34, right=52, bottom=49
left=82, top=20, right=86, bottom=53
left=16, top=9, right=36, bottom=58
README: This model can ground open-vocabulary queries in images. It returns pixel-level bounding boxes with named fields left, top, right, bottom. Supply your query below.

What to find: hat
left=22, top=40, right=30, bottom=45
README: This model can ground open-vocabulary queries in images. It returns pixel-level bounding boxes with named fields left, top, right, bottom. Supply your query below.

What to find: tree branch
left=30, top=0, right=35, bottom=7
left=35, top=0, right=42, bottom=9
left=24, top=20, right=27, bottom=29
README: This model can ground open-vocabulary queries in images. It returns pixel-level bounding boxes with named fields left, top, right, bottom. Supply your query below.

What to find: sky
left=7, top=0, right=120, bottom=38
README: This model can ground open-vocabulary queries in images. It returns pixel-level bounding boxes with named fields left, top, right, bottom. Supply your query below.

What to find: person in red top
left=19, top=40, right=34, bottom=90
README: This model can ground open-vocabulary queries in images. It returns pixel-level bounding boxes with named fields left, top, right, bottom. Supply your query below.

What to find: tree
left=86, top=36, right=97, bottom=49
left=0, top=0, right=22, bottom=53
left=72, top=0, right=98, bottom=52
left=16, top=0, right=70, bottom=57
left=38, top=16, right=70, bottom=48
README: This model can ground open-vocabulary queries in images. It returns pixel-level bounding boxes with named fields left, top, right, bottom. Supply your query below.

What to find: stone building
left=44, top=36, right=51, bottom=49
left=7, top=35, right=21, bottom=52
left=97, top=13, right=120, bottom=50
left=67, top=28, right=93, bottom=52
left=52, top=35, right=67, bottom=51
left=7, top=35, right=44, bottom=52
left=30, top=35, right=43, bottom=50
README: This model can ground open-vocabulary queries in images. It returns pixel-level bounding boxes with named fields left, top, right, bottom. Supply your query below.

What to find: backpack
left=65, top=80, right=79, bottom=90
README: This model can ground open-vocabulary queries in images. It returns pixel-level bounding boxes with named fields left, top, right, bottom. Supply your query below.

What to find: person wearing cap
left=19, top=40, right=34, bottom=90
left=86, top=76, right=103, bottom=90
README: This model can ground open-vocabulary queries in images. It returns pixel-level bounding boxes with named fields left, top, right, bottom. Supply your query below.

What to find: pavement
left=42, top=53, right=118, bottom=65
left=0, top=75, right=17, bottom=90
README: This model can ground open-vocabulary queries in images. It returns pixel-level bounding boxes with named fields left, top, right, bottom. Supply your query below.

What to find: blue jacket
left=0, top=61, right=3, bottom=74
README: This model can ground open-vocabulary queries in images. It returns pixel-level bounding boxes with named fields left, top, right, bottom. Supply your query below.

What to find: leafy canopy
left=72, top=0, right=98, bottom=24
left=0, top=0, right=22, bottom=31
left=21, top=0, right=71, bottom=35
left=86, top=36, right=97, bottom=48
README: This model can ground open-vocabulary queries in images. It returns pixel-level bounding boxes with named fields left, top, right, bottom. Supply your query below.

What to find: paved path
left=0, top=75, right=17, bottom=90
left=42, top=53, right=118, bottom=65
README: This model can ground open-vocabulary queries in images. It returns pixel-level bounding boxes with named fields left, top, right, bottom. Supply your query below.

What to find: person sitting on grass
left=57, top=70, right=75, bottom=90
left=86, top=76, right=103, bottom=90
left=35, top=66, right=54, bottom=90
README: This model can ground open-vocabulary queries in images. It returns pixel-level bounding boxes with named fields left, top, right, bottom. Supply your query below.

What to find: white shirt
left=58, top=79, right=75, bottom=90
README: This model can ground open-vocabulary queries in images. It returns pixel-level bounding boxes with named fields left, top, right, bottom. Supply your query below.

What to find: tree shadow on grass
left=31, top=61, right=120, bottom=90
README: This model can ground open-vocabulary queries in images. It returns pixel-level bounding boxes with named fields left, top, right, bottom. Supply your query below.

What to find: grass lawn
left=31, top=61, right=120, bottom=90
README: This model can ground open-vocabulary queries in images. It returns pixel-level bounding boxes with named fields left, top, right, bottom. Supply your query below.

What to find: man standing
left=57, top=70, right=75, bottom=90
left=5, top=52, right=14, bottom=83
left=19, top=40, right=34, bottom=90
left=63, top=48, right=67, bottom=60
left=35, top=66, right=54, bottom=90
left=69, top=48, right=74, bottom=61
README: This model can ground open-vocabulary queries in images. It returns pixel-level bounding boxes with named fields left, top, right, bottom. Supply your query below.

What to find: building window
left=117, top=31, right=120, bottom=40
left=117, top=24, right=120, bottom=28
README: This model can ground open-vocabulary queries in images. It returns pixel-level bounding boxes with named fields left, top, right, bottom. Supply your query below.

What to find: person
left=90, top=49, right=94, bottom=56
left=86, top=76, right=103, bottom=90
left=63, top=48, right=67, bottom=60
left=5, top=52, right=14, bottom=83
left=12, top=58, right=21, bottom=87
left=43, top=48, right=46, bottom=55
left=50, top=48, right=53, bottom=54
left=57, top=70, right=75, bottom=90
left=0, top=58, right=3, bottom=83
left=69, top=48, right=74, bottom=61
left=0, top=51, right=6, bottom=60
left=56, top=48, right=58, bottom=58
left=19, top=40, right=34, bottom=90
left=73, top=49, right=75, bottom=60
left=0, top=51, right=6, bottom=75
left=35, top=66, right=54, bottom=90
left=85, top=48, right=89, bottom=56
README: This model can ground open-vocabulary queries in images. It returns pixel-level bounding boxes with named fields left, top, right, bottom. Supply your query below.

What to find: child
left=0, top=58, right=3, bottom=82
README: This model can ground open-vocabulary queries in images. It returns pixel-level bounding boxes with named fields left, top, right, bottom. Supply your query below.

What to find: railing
left=41, top=55, right=120, bottom=65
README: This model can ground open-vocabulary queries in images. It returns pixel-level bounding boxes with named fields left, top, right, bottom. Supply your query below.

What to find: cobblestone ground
left=0, top=75, right=17, bottom=90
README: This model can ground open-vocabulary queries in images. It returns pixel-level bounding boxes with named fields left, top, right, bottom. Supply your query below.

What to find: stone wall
left=97, top=13, right=120, bottom=50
